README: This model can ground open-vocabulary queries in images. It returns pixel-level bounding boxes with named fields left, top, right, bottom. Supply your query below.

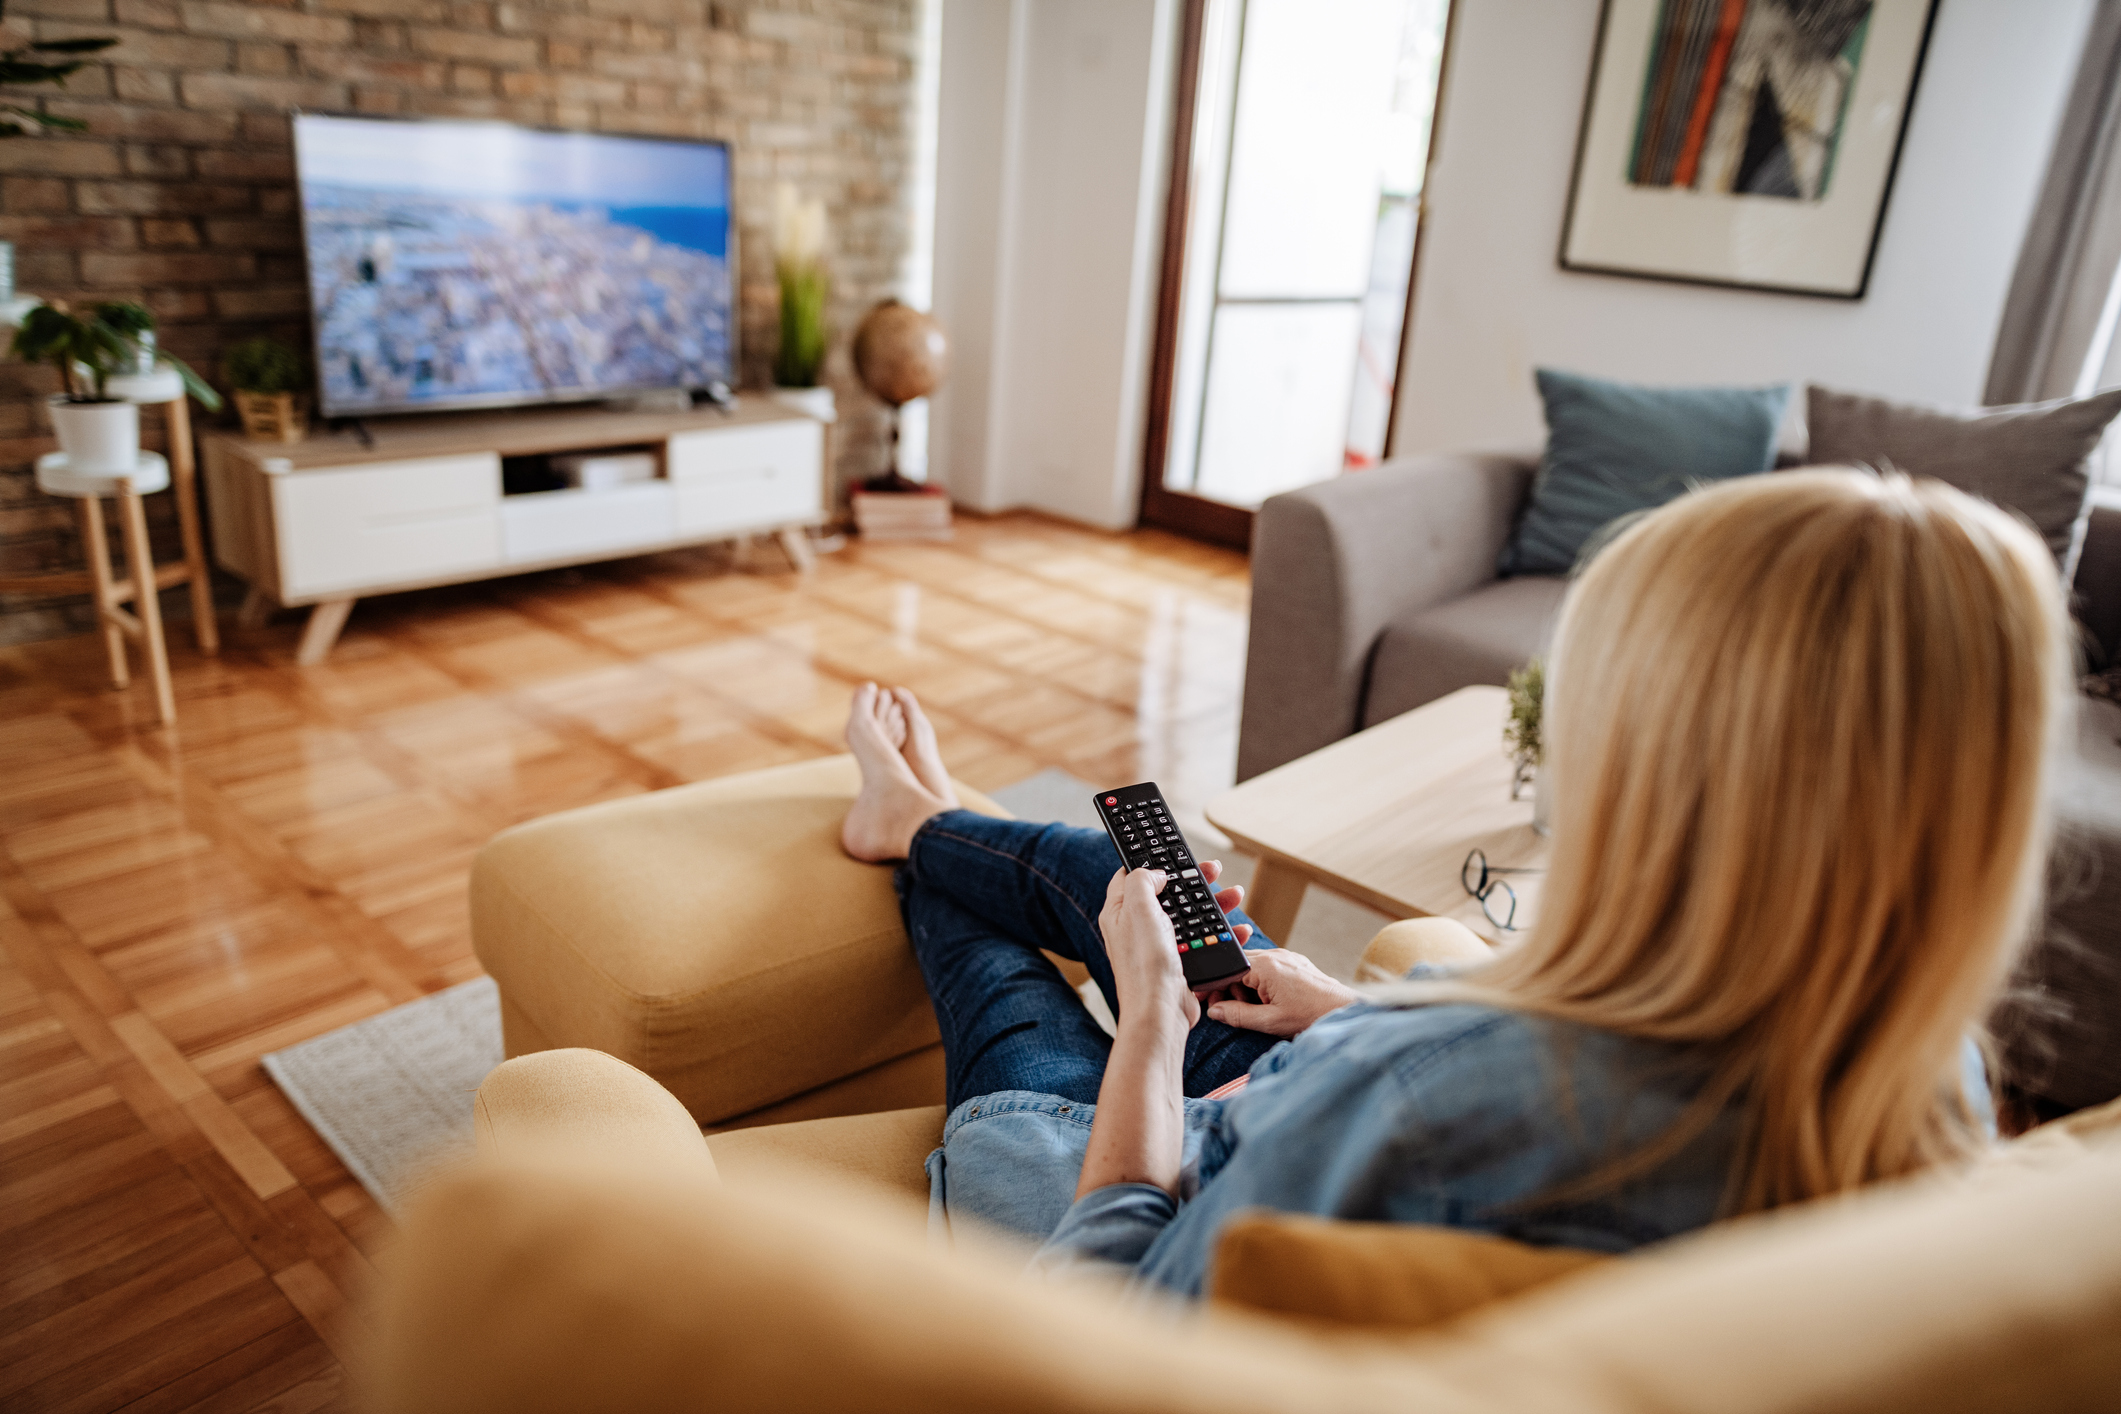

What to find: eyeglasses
left=1462, top=848, right=1542, bottom=932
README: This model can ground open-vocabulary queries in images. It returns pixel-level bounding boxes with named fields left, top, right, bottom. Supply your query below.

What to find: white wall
left=929, top=0, right=1177, bottom=527
left=928, top=0, right=1017, bottom=499
left=1390, top=0, right=2098, bottom=456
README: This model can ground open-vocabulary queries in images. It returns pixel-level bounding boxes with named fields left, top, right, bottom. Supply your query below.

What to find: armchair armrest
left=1353, top=917, right=1493, bottom=984
left=1239, top=452, right=1535, bottom=780
left=476, top=1048, right=717, bottom=1173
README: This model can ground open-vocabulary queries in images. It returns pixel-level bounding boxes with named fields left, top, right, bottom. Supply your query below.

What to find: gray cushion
left=1805, top=384, right=2121, bottom=574
left=1363, top=575, right=1567, bottom=727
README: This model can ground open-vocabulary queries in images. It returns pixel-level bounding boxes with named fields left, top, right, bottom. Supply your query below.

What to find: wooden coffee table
left=1206, top=686, right=1548, bottom=946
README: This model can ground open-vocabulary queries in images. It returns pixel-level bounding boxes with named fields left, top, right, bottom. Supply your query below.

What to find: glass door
left=1142, top=0, right=1451, bottom=545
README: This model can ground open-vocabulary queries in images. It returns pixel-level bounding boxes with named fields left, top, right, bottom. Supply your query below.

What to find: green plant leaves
left=1505, top=659, right=1545, bottom=770
left=775, top=264, right=828, bottom=388
left=9, top=303, right=223, bottom=409
left=91, top=300, right=154, bottom=336
left=220, top=336, right=310, bottom=395
left=0, top=4, right=117, bottom=138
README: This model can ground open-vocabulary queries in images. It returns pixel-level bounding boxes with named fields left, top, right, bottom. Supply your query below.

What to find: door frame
left=1134, top=0, right=1459, bottom=550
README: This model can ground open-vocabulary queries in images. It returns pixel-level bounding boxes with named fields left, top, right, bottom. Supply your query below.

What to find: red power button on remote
left=1104, top=797, right=1116, bottom=806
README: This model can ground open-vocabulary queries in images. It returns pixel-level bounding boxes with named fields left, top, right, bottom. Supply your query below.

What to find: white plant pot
left=48, top=396, right=140, bottom=474
left=1532, top=769, right=1552, bottom=837
left=106, top=367, right=184, bottom=404
left=769, top=385, right=837, bottom=423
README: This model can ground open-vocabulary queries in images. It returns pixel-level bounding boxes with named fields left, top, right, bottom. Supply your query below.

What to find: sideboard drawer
left=274, top=453, right=503, bottom=599
left=669, top=421, right=822, bottom=536
left=501, top=483, right=676, bottom=564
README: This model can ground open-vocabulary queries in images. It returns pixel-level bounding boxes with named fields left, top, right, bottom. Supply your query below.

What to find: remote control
left=1093, top=782, right=1250, bottom=987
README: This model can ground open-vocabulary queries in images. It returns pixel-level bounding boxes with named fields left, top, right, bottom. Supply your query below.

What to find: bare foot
left=842, top=683, right=950, bottom=862
left=892, top=687, right=959, bottom=806
left=876, top=689, right=907, bottom=750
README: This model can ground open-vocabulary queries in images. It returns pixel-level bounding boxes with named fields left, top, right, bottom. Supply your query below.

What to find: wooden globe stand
left=850, top=400, right=950, bottom=541
left=849, top=299, right=951, bottom=540
left=866, top=403, right=921, bottom=495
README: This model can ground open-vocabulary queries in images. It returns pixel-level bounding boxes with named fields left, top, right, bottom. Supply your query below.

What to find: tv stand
left=203, top=400, right=826, bottom=664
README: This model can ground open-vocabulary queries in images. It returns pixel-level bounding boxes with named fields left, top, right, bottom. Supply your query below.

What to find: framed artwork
left=1559, top=0, right=1941, bottom=299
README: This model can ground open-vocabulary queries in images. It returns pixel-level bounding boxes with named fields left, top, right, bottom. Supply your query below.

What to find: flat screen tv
left=293, top=113, right=733, bottom=419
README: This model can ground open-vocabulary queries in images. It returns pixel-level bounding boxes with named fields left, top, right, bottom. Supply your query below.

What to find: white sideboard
left=202, top=401, right=825, bottom=663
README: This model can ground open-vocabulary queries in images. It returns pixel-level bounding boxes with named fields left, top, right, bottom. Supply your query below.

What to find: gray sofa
left=1240, top=452, right=2121, bottom=1113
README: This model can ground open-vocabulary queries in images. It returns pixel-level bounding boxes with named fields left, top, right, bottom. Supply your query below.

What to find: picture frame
left=1559, top=0, right=1941, bottom=300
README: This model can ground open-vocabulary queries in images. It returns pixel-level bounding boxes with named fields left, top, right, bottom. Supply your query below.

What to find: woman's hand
left=1081, top=866, right=1194, bottom=1199
left=1098, top=867, right=1198, bottom=1032
left=1196, top=858, right=1252, bottom=952
left=1205, top=949, right=1359, bottom=1038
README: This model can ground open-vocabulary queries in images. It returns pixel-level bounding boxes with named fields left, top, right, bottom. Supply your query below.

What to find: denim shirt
left=932, top=999, right=1736, bottom=1297
left=928, top=1000, right=1996, bottom=1297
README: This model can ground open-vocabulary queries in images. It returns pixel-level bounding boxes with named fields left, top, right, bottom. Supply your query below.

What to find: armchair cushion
left=708, top=1104, right=945, bottom=1207
left=1211, top=1214, right=1608, bottom=1332
left=471, top=754, right=1004, bottom=1126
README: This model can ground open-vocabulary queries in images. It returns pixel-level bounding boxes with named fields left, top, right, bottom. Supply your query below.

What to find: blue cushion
left=1500, top=369, right=1792, bottom=576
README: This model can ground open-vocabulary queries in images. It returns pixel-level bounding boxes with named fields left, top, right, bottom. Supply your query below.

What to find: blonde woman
left=839, top=470, right=2073, bottom=1293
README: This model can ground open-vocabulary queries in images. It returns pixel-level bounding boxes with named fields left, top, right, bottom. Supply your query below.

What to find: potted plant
left=10, top=301, right=220, bottom=472
left=221, top=336, right=311, bottom=443
left=770, top=182, right=835, bottom=424
left=1505, top=658, right=1548, bottom=836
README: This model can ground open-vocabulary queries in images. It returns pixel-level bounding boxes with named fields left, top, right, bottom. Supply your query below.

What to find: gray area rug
left=262, top=975, right=503, bottom=1212
left=264, top=768, right=1390, bottom=1210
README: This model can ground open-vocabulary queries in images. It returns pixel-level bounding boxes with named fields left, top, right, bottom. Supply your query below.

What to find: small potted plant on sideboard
left=10, top=301, right=219, bottom=471
left=770, top=182, right=839, bottom=439
left=221, top=336, right=311, bottom=443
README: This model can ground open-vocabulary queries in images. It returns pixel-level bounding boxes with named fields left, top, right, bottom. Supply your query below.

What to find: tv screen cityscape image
left=295, top=115, right=733, bottom=416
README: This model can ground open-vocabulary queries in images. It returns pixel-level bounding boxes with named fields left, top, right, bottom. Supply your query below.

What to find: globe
left=851, top=299, right=947, bottom=407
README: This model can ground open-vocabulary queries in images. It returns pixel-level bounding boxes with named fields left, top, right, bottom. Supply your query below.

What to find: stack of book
left=852, top=485, right=953, bottom=541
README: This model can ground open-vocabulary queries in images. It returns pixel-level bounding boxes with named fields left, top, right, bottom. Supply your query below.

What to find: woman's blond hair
left=1379, top=469, right=2076, bottom=1213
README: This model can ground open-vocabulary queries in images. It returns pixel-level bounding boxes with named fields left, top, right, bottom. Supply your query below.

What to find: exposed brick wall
left=0, top=0, right=920, bottom=644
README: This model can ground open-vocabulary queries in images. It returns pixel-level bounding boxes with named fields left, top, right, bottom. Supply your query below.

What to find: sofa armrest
left=2073, top=499, right=2121, bottom=667
left=1239, top=452, right=1535, bottom=780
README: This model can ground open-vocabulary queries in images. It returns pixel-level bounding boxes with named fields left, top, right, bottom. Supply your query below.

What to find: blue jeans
left=895, top=811, right=1282, bottom=1110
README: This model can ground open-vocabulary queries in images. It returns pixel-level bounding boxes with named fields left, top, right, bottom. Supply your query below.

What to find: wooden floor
left=0, top=514, right=1251, bottom=1413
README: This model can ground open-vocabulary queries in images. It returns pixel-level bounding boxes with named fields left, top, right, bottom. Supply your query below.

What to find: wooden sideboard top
left=201, top=397, right=817, bottom=473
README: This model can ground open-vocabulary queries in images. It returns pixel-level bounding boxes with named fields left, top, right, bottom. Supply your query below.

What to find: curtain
left=1986, top=1, right=2121, bottom=407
